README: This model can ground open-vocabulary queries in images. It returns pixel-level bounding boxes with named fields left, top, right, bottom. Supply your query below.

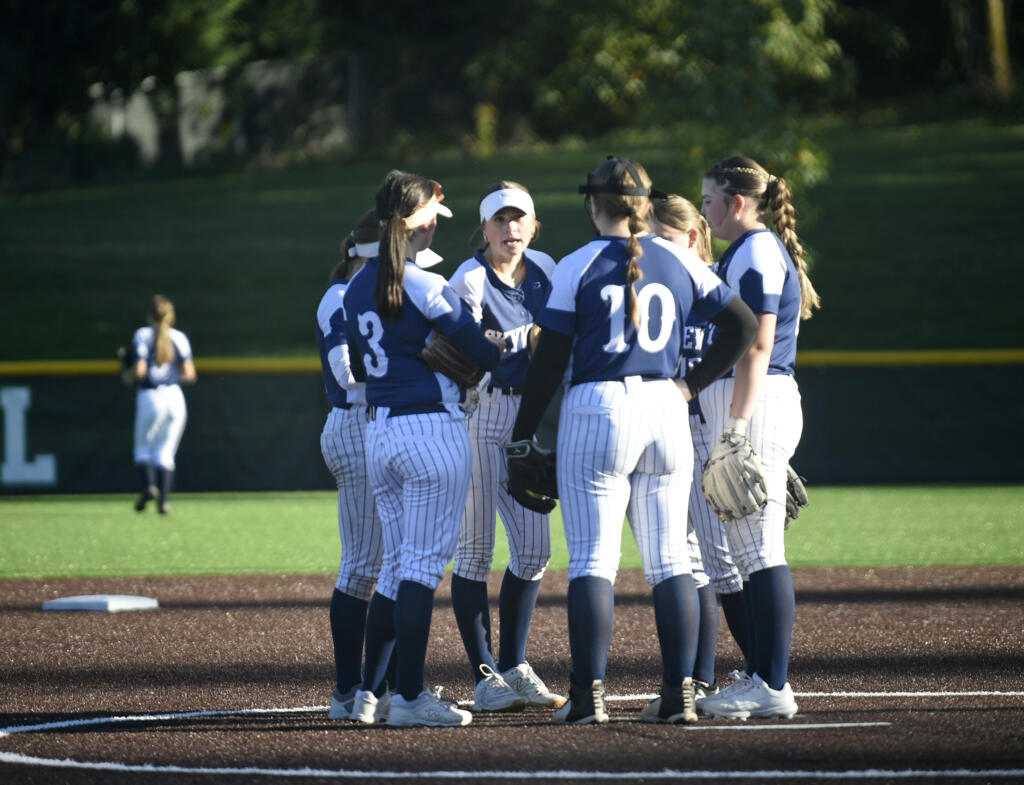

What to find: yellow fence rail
left=2, top=349, right=1024, bottom=377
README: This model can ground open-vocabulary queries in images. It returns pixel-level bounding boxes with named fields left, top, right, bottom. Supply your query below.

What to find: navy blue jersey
left=343, top=258, right=478, bottom=408
left=713, top=229, right=800, bottom=376
left=317, top=278, right=365, bottom=407
left=449, top=249, right=555, bottom=390
left=540, top=234, right=733, bottom=385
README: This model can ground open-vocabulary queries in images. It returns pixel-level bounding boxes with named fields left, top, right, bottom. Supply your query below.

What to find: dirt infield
left=2, top=566, right=1023, bottom=784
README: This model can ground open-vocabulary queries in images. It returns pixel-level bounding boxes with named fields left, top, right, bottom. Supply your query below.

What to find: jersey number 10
left=601, top=283, right=676, bottom=355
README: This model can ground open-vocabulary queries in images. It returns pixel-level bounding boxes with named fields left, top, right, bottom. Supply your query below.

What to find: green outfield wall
left=1, top=351, right=1022, bottom=494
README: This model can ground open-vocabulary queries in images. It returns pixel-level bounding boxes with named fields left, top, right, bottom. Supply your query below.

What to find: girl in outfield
left=343, top=171, right=501, bottom=728
left=447, top=182, right=564, bottom=713
left=129, top=294, right=196, bottom=515
left=694, top=156, right=820, bottom=720
left=509, top=157, right=757, bottom=724
left=650, top=194, right=746, bottom=702
left=316, top=209, right=392, bottom=722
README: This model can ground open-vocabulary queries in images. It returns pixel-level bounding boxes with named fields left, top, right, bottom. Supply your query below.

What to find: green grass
left=1, top=485, right=1021, bottom=579
left=2, top=116, right=1022, bottom=361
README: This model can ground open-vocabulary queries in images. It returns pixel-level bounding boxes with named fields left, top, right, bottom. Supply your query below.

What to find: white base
left=42, top=594, right=159, bottom=612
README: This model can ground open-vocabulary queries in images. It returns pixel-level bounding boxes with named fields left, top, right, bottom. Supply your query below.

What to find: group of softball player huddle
left=315, top=153, right=818, bottom=727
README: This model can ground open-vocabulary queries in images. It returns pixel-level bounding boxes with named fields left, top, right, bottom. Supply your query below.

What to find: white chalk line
left=1, top=750, right=1023, bottom=781
left=1, top=694, right=1022, bottom=781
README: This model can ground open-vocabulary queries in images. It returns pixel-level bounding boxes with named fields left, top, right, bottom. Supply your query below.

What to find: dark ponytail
left=373, top=171, right=434, bottom=321
left=333, top=208, right=378, bottom=284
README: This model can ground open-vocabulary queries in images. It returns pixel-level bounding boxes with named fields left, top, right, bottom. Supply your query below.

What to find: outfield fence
left=2, top=350, right=1022, bottom=494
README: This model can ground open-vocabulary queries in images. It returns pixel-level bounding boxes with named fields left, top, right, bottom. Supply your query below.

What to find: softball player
left=694, top=156, right=820, bottom=720
left=448, top=182, right=564, bottom=712
left=510, top=157, right=758, bottom=724
left=130, top=294, right=195, bottom=515
left=317, top=209, right=390, bottom=721
left=344, top=171, right=501, bottom=728
left=650, top=195, right=748, bottom=698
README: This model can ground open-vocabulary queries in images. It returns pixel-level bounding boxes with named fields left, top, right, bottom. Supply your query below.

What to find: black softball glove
left=505, top=439, right=558, bottom=514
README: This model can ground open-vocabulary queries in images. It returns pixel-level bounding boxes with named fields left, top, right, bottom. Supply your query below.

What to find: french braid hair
left=373, top=171, right=435, bottom=321
left=652, top=194, right=713, bottom=266
left=332, top=208, right=378, bottom=284
left=148, top=294, right=176, bottom=365
left=705, top=156, right=821, bottom=319
left=588, top=157, right=653, bottom=328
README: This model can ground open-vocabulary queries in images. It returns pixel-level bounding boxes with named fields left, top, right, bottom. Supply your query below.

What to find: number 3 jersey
left=539, top=234, right=734, bottom=385
left=342, top=258, right=478, bottom=409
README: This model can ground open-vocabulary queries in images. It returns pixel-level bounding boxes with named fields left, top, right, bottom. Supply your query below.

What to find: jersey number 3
left=357, top=312, right=388, bottom=377
left=601, top=283, right=676, bottom=354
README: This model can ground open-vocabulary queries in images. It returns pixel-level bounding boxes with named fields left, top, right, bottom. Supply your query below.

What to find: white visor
left=349, top=241, right=379, bottom=259
left=479, top=188, right=535, bottom=223
left=414, top=248, right=444, bottom=268
left=404, top=195, right=453, bottom=229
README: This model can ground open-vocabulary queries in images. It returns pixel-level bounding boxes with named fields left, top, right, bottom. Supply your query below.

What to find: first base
left=42, top=594, right=159, bottom=612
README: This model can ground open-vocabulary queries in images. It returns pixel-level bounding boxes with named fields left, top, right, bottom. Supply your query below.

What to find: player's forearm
left=448, top=321, right=501, bottom=371
left=682, top=296, right=757, bottom=396
left=511, top=328, right=572, bottom=441
left=733, top=337, right=770, bottom=423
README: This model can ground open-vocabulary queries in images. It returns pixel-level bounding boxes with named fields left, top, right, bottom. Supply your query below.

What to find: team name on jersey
left=486, top=322, right=533, bottom=353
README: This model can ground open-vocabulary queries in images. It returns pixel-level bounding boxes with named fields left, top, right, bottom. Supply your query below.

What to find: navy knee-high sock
left=329, top=588, right=368, bottom=693
left=361, top=592, right=396, bottom=695
left=566, top=576, right=614, bottom=684
left=497, top=569, right=542, bottom=672
left=692, top=583, right=720, bottom=685
left=748, top=565, right=795, bottom=690
left=652, top=574, right=699, bottom=685
left=137, top=463, right=157, bottom=493
left=394, top=580, right=435, bottom=700
left=451, top=574, right=494, bottom=682
left=720, top=586, right=752, bottom=673
left=157, top=468, right=174, bottom=503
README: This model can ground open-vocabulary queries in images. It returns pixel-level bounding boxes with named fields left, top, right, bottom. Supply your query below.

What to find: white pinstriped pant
left=320, top=405, right=382, bottom=601
left=701, top=375, right=803, bottom=577
left=133, top=385, right=187, bottom=470
left=688, top=411, right=744, bottom=594
left=454, top=389, right=551, bottom=583
left=557, top=377, right=693, bottom=586
left=367, top=409, right=473, bottom=600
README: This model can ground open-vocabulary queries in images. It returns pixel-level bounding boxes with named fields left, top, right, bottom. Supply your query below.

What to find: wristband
left=724, top=416, right=748, bottom=436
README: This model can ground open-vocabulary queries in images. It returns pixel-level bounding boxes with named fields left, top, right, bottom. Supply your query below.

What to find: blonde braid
left=766, top=176, right=820, bottom=320
left=624, top=212, right=645, bottom=328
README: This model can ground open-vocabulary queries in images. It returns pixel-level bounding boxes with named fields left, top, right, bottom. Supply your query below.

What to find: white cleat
left=328, top=686, right=357, bottom=720
left=473, top=664, right=527, bottom=712
left=387, top=687, right=473, bottom=727
left=699, top=673, right=798, bottom=720
left=501, top=662, right=566, bottom=708
left=350, top=689, right=391, bottom=723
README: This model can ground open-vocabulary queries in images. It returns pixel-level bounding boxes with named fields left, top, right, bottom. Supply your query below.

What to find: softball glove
left=784, top=464, right=809, bottom=529
left=421, top=332, right=486, bottom=389
left=702, top=429, right=768, bottom=523
left=505, top=439, right=558, bottom=514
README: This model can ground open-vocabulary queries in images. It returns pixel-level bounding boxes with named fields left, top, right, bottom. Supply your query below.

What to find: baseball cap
left=479, top=188, right=535, bottom=223
left=404, top=181, right=453, bottom=228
